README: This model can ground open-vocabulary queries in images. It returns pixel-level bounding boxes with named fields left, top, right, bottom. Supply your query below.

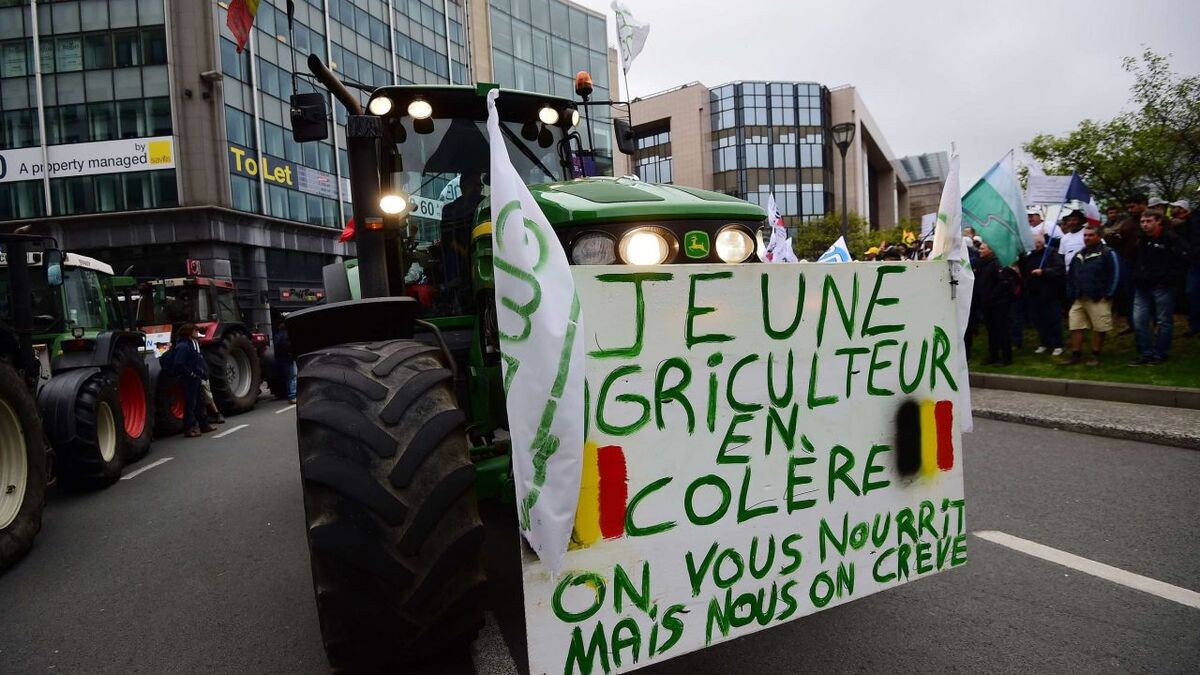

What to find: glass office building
left=487, top=0, right=613, bottom=174
left=0, top=0, right=177, bottom=221
left=1, top=0, right=612, bottom=326
left=710, top=81, right=832, bottom=226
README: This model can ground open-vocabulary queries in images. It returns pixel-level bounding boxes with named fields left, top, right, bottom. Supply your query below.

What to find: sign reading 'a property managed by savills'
left=0, top=137, right=175, bottom=183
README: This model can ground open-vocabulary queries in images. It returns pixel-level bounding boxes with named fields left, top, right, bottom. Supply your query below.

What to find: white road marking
left=213, top=424, right=249, bottom=439
left=975, top=530, right=1200, bottom=610
left=275, top=404, right=297, bottom=414
left=471, top=612, right=518, bottom=675
left=120, top=457, right=174, bottom=480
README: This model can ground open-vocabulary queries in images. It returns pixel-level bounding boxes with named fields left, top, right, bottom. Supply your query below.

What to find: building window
left=633, top=124, right=672, bottom=184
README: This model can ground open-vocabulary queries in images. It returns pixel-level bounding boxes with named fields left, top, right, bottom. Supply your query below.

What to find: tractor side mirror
left=291, top=92, right=329, bottom=143
left=44, top=248, right=63, bottom=287
left=613, top=118, right=636, bottom=156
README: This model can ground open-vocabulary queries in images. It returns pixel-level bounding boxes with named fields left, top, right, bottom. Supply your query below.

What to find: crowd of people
left=963, top=194, right=1195, bottom=367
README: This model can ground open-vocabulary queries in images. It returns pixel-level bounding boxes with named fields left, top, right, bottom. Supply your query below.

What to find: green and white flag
left=487, top=89, right=585, bottom=572
left=612, top=1, right=650, bottom=74
left=931, top=152, right=974, bottom=432
left=962, top=151, right=1034, bottom=267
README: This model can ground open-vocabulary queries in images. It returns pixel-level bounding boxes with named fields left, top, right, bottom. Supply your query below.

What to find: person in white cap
left=1168, top=200, right=1190, bottom=229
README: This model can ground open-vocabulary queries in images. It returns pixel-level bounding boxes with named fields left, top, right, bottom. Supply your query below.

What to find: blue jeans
left=1132, top=287, right=1176, bottom=360
left=1187, top=265, right=1200, bottom=333
left=286, top=361, right=297, bottom=400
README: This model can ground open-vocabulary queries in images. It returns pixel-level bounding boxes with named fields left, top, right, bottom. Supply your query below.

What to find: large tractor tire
left=296, top=340, right=485, bottom=673
left=153, top=373, right=186, bottom=437
left=112, top=345, right=152, bottom=462
left=56, top=372, right=126, bottom=491
left=0, top=361, right=46, bottom=572
left=205, top=332, right=262, bottom=415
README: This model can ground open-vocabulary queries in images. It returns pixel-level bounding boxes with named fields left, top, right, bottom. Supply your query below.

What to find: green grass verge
left=970, top=316, right=1199, bottom=389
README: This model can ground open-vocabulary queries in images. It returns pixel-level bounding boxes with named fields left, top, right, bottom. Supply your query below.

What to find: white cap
left=1148, top=197, right=1167, bottom=207
left=1026, top=206, right=1041, bottom=215
left=1170, top=199, right=1190, bottom=210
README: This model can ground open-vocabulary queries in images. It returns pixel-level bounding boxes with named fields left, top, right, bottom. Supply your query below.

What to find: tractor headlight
left=571, top=233, right=616, bottom=265
left=619, top=227, right=673, bottom=265
left=715, top=226, right=754, bottom=263
left=368, top=96, right=393, bottom=116
left=379, top=193, right=408, bottom=215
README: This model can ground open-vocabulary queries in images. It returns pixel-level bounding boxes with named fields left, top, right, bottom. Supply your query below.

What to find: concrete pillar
left=248, top=246, right=270, bottom=331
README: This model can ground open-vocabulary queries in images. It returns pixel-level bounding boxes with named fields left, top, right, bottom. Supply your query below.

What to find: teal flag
left=962, top=151, right=1034, bottom=266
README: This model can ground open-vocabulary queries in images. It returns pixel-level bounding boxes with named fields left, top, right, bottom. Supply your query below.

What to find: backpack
left=158, top=347, right=179, bottom=376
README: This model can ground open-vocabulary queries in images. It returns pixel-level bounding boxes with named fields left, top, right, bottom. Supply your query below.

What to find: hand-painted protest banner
left=521, top=262, right=968, bottom=674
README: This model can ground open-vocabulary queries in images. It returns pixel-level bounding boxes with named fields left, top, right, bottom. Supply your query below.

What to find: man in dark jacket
left=1062, top=225, right=1119, bottom=366
left=1021, top=234, right=1067, bottom=355
left=174, top=323, right=214, bottom=437
left=1129, top=209, right=1190, bottom=365
left=973, top=242, right=1019, bottom=365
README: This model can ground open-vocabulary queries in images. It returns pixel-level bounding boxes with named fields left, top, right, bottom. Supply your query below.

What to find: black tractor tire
left=296, top=340, right=485, bottom=673
left=204, top=332, right=262, bottom=415
left=111, top=344, right=153, bottom=462
left=0, top=361, right=47, bottom=572
left=153, top=372, right=185, bottom=437
left=56, top=372, right=126, bottom=491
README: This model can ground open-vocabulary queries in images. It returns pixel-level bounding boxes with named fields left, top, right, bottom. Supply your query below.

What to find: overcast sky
left=571, top=0, right=1200, bottom=186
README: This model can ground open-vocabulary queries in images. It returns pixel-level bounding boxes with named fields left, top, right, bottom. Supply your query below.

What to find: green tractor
left=287, top=56, right=765, bottom=672
left=0, top=248, right=154, bottom=490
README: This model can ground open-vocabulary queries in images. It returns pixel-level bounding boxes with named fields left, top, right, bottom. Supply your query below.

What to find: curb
left=971, top=407, right=1200, bottom=451
left=969, top=372, right=1200, bottom=410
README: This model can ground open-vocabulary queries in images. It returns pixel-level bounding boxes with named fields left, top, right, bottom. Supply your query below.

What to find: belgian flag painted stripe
left=573, top=442, right=628, bottom=547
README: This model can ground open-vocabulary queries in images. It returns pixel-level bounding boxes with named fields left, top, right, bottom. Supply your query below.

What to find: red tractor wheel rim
left=119, top=368, right=147, bottom=438
left=170, top=383, right=185, bottom=420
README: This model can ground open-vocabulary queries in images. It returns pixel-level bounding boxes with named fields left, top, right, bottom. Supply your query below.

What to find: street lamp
left=831, top=122, right=856, bottom=243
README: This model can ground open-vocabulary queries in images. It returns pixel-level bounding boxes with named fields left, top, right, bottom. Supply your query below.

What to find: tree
left=789, top=212, right=874, bottom=260
left=1024, top=50, right=1200, bottom=203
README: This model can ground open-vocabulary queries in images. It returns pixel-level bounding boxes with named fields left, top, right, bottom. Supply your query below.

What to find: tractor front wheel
left=204, top=332, right=262, bottom=415
left=0, top=361, right=46, bottom=572
left=296, top=340, right=485, bottom=672
left=57, top=372, right=126, bottom=491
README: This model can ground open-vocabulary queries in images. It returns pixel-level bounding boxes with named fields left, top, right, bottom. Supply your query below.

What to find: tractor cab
left=0, top=251, right=136, bottom=378
left=137, top=277, right=267, bottom=351
left=136, top=276, right=266, bottom=416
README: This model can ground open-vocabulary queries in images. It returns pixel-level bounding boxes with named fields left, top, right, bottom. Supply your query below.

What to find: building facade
left=1, top=0, right=614, bottom=328
left=893, top=151, right=949, bottom=222
left=623, top=80, right=905, bottom=231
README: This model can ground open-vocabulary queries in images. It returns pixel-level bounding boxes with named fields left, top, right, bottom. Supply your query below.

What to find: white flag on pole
left=930, top=152, right=974, bottom=432
left=612, top=1, right=649, bottom=74
left=817, top=236, right=851, bottom=263
left=764, top=193, right=797, bottom=263
left=487, top=89, right=585, bottom=572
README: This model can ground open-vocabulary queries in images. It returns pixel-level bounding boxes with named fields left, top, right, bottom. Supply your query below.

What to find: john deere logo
left=684, top=231, right=710, bottom=258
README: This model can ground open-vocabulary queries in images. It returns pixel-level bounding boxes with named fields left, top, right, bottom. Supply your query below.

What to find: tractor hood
left=497, top=177, right=766, bottom=228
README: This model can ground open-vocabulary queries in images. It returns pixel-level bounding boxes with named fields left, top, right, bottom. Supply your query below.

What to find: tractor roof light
left=379, top=193, right=408, bottom=215
left=538, top=105, right=560, bottom=126
left=407, top=98, right=433, bottom=120
left=367, top=95, right=393, bottom=116
left=575, top=71, right=594, bottom=99
left=567, top=106, right=581, bottom=128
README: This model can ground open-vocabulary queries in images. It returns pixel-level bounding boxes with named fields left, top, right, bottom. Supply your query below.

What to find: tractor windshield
left=388, top=114, right=567, bottom=315
left=139, top=285, right=211, bottom=325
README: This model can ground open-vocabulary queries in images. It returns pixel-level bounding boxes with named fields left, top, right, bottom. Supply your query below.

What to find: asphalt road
left=1, top=400, right=1197, bottom=674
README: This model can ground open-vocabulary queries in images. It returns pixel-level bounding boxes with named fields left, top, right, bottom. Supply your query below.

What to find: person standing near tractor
left=174, top=323, right=215, bottom=437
